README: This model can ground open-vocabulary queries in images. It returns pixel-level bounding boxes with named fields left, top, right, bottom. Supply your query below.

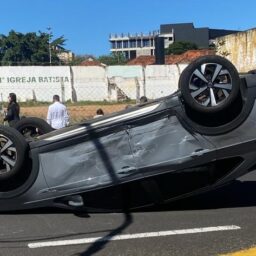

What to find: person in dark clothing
left=140, top=96, right=148, bottom=103
left=93, top=108, right=104, bottom=118
left=4, top=93, right=20, bottom=126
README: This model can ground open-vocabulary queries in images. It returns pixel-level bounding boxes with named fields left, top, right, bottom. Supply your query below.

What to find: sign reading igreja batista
left=0, top=76, right=70, bottom=83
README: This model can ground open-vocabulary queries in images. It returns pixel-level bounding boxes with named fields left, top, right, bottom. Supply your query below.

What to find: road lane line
left=28, top=225, right=241, bottom=249
left=220, top=247, right=256, bottom=255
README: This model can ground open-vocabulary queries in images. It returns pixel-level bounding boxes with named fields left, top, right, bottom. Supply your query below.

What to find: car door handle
left=117, top=166, right=136, bottom=174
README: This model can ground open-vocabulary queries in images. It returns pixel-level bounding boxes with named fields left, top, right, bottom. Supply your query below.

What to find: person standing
left=4, top=93, right=20, bottom=127
left=47, top=95, right=69, bottom=129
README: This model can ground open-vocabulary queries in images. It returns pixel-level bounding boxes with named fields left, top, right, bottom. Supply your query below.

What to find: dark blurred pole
left=47, top=27, right=52, bottom=65
left=154, top=36, right=165, bottom=64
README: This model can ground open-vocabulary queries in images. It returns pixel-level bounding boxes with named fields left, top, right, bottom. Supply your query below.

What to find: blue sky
left=1, top=0, right=255, bottom=57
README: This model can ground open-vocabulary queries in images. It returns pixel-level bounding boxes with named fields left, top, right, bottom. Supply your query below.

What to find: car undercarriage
left=0, top=55, right=256, bottom=212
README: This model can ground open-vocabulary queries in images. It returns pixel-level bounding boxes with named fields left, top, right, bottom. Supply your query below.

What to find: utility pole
left=47, top=27, right=52, bottom=65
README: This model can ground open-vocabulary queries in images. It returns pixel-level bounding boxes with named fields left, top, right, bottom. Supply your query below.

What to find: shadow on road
left=5, top=179, right=256, bottom=215
left=74, top=212, right=132, bottom=256
left=22, top=179, right=256, bottom=214
left=155, top=180, right=256, bottom=211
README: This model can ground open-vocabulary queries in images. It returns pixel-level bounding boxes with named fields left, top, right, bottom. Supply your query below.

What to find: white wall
left=145, top=65, right=181, bottom=99
left=0, top=66, right=71, bottom=102
left=0, top=64, right=188, bottom=102
left=107, top=66, right=144, bottom=100
left=71, top=66, right=107, bottom=101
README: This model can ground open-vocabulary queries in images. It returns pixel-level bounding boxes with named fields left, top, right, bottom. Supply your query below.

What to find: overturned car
left=1, top=55, right=256, bottom=211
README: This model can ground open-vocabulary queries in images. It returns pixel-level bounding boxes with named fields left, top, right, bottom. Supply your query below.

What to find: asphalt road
left=1, top=170, right=256, bottom=256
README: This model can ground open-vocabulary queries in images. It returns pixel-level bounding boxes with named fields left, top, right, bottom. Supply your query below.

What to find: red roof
left=127, top=49, right=215, bottom=66
left=79, top=59, right=106, bottom=67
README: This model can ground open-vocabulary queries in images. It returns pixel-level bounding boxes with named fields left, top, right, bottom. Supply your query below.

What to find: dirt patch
left=20, top=104, right=130, bottom=123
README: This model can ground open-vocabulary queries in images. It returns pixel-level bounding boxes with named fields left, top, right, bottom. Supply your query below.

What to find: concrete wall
left=107, top=66, right=144, bottom=101
left=0, top=64, right=187, bottom=102
left=0, top=66, right=71, bottom=102
left=71, top=66, right=107, bottom=101
left=216, top=29, right=256, bottom=73
left=145, top=64, right=187, bottom=99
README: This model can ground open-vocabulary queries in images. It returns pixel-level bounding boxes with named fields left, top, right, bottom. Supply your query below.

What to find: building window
left=117, top=41, right=122, bottom=49
left=130, top=40, right=136, bottom=48
left=111, top=42, right=116, bottom=49
left=137, top=40, right=142, bottom=48
left=143, top=39, right=150, bottom=47
left=130, top=50, right=136, bottom=59
left=168, top=37, right=173, bottom=41
left=123, top=41, right=129, bottom=48
left=124, top=51, right=129, bottom=59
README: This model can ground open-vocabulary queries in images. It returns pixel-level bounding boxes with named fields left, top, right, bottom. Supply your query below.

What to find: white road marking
left=28, top=225, right=240, bottom=249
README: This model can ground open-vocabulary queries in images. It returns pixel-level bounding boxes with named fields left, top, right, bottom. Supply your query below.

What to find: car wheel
left=179, top=55, right=240, bottom=114
left=13, top=117, right=54, bottom=139
left=0, top=126, right=28, bottom=181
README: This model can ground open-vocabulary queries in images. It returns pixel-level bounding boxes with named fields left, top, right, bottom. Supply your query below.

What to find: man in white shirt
left=47, top=95, right=69, bottom=129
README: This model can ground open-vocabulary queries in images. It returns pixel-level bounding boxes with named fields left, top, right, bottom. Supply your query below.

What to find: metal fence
left=0, top=64, right=185, bottom=124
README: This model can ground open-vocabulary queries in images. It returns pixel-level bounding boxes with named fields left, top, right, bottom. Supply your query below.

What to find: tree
left=166, top=41, right=198, bottom=55
left=97, top=52, right=127, bottom=66
left=211, top=39, right=230, bottom=57
left=0, top=30, right=67, bottom=65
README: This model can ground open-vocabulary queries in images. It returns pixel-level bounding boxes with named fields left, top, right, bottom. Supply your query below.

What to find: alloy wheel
left=0, top=134, right=17, bottom=175
left=189, top=63, right=233, bottom=107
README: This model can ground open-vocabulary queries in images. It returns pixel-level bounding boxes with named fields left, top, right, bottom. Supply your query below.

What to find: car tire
left=0, top=126, right=28, bottom=181
left=8, top=120, right=19, bottom=128
left=179, top=55, right=240, bottom=114
left=13, top=117, right=54, bottom=139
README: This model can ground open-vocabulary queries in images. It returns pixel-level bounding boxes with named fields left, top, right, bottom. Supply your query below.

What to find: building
left=160, top=23, right=239, bottom=49
left=109, top=31, right=159, bottom=59
left=57, top=51, right=74, bottom=63
left=109, top=23, right=239, bottom=60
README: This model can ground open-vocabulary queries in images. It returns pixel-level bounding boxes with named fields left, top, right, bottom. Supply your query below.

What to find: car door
left=40, top=127, right=139, bottom=192
left=129, top=115, right=215, bottom=177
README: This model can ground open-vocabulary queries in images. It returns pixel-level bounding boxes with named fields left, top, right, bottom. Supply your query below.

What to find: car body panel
left=40, top=129, right=138, bottom=190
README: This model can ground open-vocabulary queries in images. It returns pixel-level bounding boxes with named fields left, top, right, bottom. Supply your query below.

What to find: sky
left=1, top=0, right=255, bottom=57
